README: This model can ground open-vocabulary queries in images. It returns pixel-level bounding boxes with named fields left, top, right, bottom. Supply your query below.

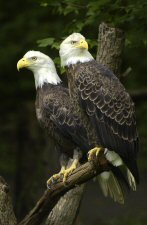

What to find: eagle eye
left=71, top=41, right=77, bottom=45
left=31, top=56, right=37, bottom=61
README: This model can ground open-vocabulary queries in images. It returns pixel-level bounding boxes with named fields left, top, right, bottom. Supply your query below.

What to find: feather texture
left=97, top=171, right=125, bottom=204
left=66, top=60, right=139, bottom=184
left=35, top=83, right=91, bottom=157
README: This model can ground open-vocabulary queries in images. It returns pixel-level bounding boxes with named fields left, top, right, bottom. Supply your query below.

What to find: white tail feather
left=97, top=171, right=124, bottom=204
left=105, top=149, right=123, bottom=167
left=127, top=169, right=136, bottom=191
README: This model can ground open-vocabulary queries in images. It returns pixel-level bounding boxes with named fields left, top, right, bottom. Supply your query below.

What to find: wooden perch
left=18, top=154, right=109, bottom=225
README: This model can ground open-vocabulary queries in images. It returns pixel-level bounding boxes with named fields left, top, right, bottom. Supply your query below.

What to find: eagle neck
left=66, top=64, right=77, bottom=89
left=33, top=68, right=61, bottom=89
left=61, top=50, right=94, bottom=67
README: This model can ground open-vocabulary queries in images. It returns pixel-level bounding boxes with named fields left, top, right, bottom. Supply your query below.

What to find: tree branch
left=18, top=153, right=108, bottom=225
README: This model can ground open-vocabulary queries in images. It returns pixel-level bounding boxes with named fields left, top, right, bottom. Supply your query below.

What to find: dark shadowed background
left=0, top=0, right=147, bottom=224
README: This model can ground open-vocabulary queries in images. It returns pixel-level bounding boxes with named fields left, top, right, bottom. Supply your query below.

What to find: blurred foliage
left=37, top=0, right=147, bottom=89
left=38, top=0, right=147, bottom=47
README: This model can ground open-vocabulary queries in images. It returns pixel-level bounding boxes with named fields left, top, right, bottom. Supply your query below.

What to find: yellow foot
left=47, top=166, right=65, bottom=189
left=62, top=159, right=78, bottom=184
left=88, top=147, right=103, bottom=161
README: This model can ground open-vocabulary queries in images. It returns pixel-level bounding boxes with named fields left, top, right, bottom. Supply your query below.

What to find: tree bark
left=0, top=177, right=17, bottom=225
left=18, top=153, right=108, bottom=225
left=96, top=22, right=125, bottom=76
left=45, top=185, right=85, bottom=225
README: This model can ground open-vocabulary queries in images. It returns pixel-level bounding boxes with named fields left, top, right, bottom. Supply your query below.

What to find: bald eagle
left=17, top=50, right=92, bottom=185
left=17, top=50, right=128, bottom=203
left=59, top=33, right=139, bottom=194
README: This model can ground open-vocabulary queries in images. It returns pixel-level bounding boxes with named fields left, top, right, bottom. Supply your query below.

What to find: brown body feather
left=35, top=83, right=91, bottom=158
left=66, top=60, right=139, bottom=183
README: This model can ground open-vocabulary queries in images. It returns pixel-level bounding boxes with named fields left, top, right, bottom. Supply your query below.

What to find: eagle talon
left=47, top=150, right=81, bottom=187
left=46, top=176, right=56, bottom=189
left=47, top=168, right=65, bottom=189
left=62, top=159, right=78, bottom=184
left=88, top=147, right=103, bottom=161
left=47, top=178, right=54, bottom=189
left=51, top=176, right=57, bottom=184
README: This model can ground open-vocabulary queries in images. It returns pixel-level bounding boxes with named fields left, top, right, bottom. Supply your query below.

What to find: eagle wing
left=42, top=87, right=89, bottom=152
left=75, top=61, right=139, bottom=180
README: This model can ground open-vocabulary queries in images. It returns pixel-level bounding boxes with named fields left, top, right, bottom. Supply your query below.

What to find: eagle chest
left=36, top=108, right=43, bottom=122
left=67, top=67, right=79, bottom=102
left=35, top=92, right=45, bottom=126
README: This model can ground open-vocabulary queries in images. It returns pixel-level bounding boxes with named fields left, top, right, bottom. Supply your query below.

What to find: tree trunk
left=96, top=22, right=125, bottom=76
left=0, top=177, right=17, bottom=225
left=45, top=185, right=85, bottom=225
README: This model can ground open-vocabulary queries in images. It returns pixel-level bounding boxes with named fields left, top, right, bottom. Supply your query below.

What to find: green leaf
left=37, top=38, right=55, bottom=47
left=40, top=2, right=48, bottom=7
left=51, top=41, right=60, bottom=50
left=87, top=39, right=98, bottom=49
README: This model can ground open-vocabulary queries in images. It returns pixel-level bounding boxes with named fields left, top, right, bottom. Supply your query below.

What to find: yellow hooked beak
left=75, top=39, right=88, bottom=50
left=17, top=57, right=31, bottom=71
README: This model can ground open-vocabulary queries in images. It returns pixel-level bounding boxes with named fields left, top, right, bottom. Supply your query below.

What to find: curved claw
left=47, top=172, right=63, bottom=189
left=47, top=177, right=54, bottom=189
left=88, top=147, right=103, bottom=161
left=47, top=158, right=79, bottom=188
left=62, top=166, right=76, bottom=184
left=61, top=159, right=78, bottom=184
